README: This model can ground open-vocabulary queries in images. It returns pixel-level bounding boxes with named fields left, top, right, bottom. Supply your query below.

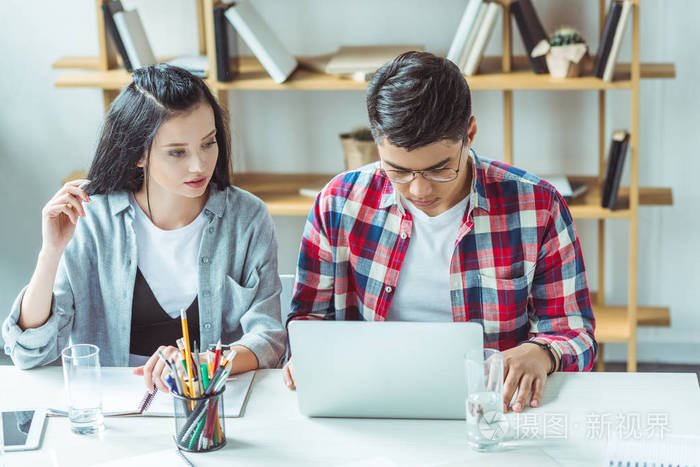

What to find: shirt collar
left=378, top=147, right=490, bottom=214
left=109, top=185, right=227, bottom=218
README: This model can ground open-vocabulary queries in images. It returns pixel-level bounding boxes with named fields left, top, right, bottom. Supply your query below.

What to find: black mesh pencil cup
left=172, top=386, right=227, bottom=452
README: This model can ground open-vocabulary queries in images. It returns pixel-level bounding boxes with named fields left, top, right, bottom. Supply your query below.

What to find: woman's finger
left=45, top=203, right=79, bottom=225
left=64, top=184, right=91, bottom=204
left=50, top=193, right=85, bottom=219
left=153, top=359, right=170, bottom=392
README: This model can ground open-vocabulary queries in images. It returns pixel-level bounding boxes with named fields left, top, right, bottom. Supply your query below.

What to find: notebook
left=604, top=435, right=700, bottom=466
left=325, top=45, right=424, bottom=75
left=49, top=370, right=255, bottom=417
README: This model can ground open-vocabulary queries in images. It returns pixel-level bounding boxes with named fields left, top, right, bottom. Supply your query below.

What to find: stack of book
left=446, top=0, right=550, bottom=76
left=324, top=45, right=424, bottom=82
left=601, top=130, right=631, bottom=209
left=593, top=0, right=633, bottom=82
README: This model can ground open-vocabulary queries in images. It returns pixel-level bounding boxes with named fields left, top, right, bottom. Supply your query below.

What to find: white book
left=325, top=45, right=424, bottom=75
left=457, top=3, right=488, bottom=71
left=113, top=9, right=156, bottom=70
left=446, top=0, right=483, bottom=65
left=224, top=0, right=297, bottom=84
left=463, top=2, right=500, bottom=76
left=602, top=0, right=632, bottom=82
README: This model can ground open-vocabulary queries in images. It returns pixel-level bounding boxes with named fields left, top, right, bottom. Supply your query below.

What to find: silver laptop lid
left=289, top=321, right=484, bottom=419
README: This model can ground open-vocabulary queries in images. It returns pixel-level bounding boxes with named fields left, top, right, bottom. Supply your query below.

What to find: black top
left=130, top=268, right=200, bottom=357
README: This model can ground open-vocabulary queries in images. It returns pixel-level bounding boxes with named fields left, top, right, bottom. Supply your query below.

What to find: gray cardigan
left=2, top=186, right=286, bottom=369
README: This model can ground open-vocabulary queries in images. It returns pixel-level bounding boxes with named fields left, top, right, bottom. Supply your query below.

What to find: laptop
left=288, top=321, right=484, bottom=419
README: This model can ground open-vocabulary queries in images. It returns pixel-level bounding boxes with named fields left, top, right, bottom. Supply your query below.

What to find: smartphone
left=1, top=409, right=47, bottom=452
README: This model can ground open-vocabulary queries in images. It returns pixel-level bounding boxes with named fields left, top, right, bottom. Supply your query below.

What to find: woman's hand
left=282, top=359, right=295, bottom=390
left=501, top=342, right=558, bottom=413
left=133, top=345, right=183, bottom=393
left=41, top=179, right=90, bottom=256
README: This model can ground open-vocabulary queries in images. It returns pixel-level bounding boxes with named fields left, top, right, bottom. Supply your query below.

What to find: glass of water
left=61, top=344, right=104, bottom=435
left=464, top=348, right=507, bottom=451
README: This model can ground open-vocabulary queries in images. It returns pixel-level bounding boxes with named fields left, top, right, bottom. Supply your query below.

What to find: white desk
left=2, top=368, right=699, bottom=466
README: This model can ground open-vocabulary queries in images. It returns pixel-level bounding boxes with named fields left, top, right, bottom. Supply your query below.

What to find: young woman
left=1, top=65, right=286, bottom=392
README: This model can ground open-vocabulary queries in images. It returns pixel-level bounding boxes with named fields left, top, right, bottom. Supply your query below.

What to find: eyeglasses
left=381, top=140, right=466, bottom=184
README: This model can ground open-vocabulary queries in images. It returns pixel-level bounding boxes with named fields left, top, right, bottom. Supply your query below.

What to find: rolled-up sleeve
left=2, top=257, right=75, bottom=369
left=528, top=190, right=597, bottom=372
left=231, top=211, right=286, bottom=368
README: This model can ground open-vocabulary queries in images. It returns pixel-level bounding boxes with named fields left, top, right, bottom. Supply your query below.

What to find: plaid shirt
left=290, top=149, right=597, bottom=372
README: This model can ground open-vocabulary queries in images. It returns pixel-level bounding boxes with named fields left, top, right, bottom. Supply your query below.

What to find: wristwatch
left=519, top=340, right=558, bottom=375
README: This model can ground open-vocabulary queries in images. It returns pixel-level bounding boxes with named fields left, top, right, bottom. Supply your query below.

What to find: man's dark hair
left=86, top=64, right=231, bottom=196
left=366, top=51, right=471, bottom=151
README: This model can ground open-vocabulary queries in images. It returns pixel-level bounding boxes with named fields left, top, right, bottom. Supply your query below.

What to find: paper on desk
left=90, top=448, right=192, bottom=466
left=52, top=369, right=255, bottom=417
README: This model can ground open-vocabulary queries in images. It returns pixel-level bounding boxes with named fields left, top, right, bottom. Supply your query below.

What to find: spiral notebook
left=604, top=435, right=700, bottom=466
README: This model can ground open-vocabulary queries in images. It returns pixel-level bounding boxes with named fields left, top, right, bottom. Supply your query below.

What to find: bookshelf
left=55, top=0, right=675, bottom=371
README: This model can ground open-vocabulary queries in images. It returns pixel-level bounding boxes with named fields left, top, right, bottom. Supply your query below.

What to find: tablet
left=2, top=409, right=47, bottom=452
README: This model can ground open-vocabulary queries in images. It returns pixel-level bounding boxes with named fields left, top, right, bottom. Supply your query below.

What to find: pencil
left=180, top=309, right=195, bottom=397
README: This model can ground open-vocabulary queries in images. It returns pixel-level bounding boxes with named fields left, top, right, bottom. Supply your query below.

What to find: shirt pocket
left=477, top=269, right=533, bottom=339
left=224, top=269, right=260, bottom=324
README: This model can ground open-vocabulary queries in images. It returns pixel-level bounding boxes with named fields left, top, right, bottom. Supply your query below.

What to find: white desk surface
left=2, top=367, right=699, bottom=466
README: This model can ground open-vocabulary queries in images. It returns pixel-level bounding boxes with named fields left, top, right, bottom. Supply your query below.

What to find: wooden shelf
left=53, top=56, right=675, bottom=91
left=63, top=171, right=672, bottom=217
left=591, top=290, right=671, bottom=342
left=567, top=175, right=673, bottom=219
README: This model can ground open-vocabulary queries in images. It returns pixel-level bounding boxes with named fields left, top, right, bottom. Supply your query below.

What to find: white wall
left=1, top=0, right=698, bottom=362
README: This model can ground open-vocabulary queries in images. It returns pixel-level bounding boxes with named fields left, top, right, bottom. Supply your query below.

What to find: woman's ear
left=135, top=156, right=145, bottom=168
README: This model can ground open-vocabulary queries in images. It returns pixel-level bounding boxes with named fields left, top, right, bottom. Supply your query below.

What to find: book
left=511, top=0, right=549, bottom=74
left=539, top=175, right=588, bottom=202
left=446, top=0, right=484, bottom=67
left=602, top=0, right=632, bottom=82
left=224, top=0, right=298, bottom=84
left=601, top=130, right=630, bottom=209
left=166, top=55, right=208, bottom=78
left=214, top=4, right=239, bottom=82
left=458, top=2, right=488, bottom=71
left=605, top=131, right=630, bottom=209
left=463, top=2, right=500, bottom=76
left=112, top=7, right=157, bottom=69
left=325, top=45, right=425, bottom=75
left=604, top=436, right=700, bottom=466
left=101, top=0, right=133, bottom=72
left=593, top=0, right=623, bottom=78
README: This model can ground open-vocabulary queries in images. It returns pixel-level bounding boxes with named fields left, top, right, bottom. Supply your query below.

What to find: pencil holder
left=172, top=386, right=227, bottom=452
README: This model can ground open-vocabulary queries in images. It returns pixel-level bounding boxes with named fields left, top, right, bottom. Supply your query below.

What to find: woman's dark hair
left=366, top=51, right=471, bottom=151
left=86, top=64, right=231, bottom=197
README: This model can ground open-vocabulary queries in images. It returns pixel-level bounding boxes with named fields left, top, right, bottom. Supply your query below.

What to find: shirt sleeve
left=229, top=210, right=287, bottom=369
left=527, top=189, right=598, bottom=372
left=288, top=191, right=337, bottom=324
left=2, top=256, right=75, bottom=370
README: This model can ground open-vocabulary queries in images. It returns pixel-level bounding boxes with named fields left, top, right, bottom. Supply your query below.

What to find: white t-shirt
left=385, top=195, right=469, bottom=322
left=130, top=194, right=207, bottom=319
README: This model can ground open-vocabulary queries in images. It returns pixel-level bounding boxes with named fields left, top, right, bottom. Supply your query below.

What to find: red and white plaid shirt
left=290, top=149, right=597, bottom=371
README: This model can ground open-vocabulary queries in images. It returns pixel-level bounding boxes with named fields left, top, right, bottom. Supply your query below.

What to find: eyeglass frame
left=380, top=135, right=469, bottom=184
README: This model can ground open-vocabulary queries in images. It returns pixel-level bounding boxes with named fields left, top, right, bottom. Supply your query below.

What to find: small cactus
left=549, top=27, right=585, bottom=47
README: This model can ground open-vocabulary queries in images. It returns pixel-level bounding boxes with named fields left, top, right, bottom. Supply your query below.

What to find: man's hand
left=501, top=342, right=558, bottom=413
left=282, top=359, right=295, bottom=390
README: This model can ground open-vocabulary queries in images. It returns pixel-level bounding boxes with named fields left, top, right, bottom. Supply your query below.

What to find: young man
left=283, top=52, right=596, bottom=413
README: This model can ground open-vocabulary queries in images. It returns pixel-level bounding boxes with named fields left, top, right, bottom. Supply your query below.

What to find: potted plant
left=339, top=127, right=379, bottom=170
left=532, top=27, right=588, bottom=79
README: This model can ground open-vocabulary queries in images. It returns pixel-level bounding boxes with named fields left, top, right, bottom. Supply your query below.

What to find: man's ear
left=466, top=116, right=477, bottom=145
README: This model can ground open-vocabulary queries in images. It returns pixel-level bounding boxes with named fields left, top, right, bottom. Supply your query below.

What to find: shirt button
left=204, top=323, right=212, bottom=329
left=201, top=256, right=209, bottom=264
left=126, top=259, right=132, bottom=267
left=400, top=232, right=407, bottom=240
left=202, top=290, right=210, bottom=297
left=208, top=227, right=214, bottom=234
left=385, top=286, right=393, bottom=293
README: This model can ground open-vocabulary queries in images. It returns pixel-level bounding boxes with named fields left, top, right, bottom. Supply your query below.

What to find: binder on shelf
left=593, top=0, right=623, bottom=78
left=602, top=0, right=633, bottom=82
left=463, top=2, right=500, bottom=76
left=214, top=4, right=239, bottom=82
left=101, top=0, right=133, bottom=72
left=511, top=0, right=549, bottom=74
left=446, top=0, right=484, bottom=69
left=112, top=7, right=157, bottom=70
left=601, top=130, right=630, bottom=209
left=224, top=0, right=298, bottom=84
left=539, top=175, right=588, bottom=203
